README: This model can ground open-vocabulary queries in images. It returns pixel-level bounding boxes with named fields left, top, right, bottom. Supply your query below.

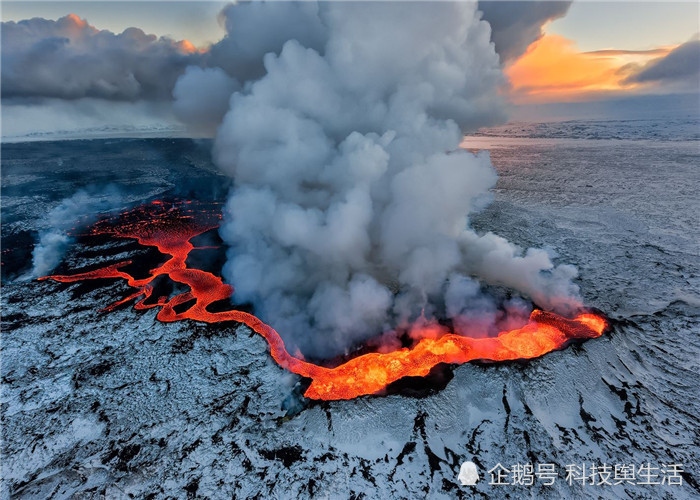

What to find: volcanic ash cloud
left=179, top=1, right=583, bottom=357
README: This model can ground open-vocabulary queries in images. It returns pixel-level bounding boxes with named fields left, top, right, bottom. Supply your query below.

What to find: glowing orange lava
left=40, top=201, right=608, bottom=400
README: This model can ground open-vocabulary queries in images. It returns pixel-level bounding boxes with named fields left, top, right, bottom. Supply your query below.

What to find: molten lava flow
left=41, top=201, right=608, bottom=401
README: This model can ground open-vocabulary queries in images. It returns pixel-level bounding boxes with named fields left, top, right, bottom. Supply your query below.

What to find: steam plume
left=174, top=1, right=583, bottom=358
left=29, top=187, right=123, bottom=278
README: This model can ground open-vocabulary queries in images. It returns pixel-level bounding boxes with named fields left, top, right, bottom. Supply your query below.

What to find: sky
left=3, top=1, right=698, bottom=53
left=547, top=1, right=698, bottom=52
left=1, top=1, right=699, bottom=136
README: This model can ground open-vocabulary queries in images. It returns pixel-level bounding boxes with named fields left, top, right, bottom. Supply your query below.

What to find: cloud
left=171, top=1, right=329, bottom=135
left=0, top=2, right=605, bottom=138
left=505, top=34, right=626, bottom=102
left=505, top=31, right=698, bottom=103
left=584, top=48, right=671, bottom=57
left=2, top=2, right=572, bottom=106
left=478, top=1, right=572, bottom=63
left=1, top=14, right=202, bottom=100
left=172, top=66, right=240, bottom=136
left=623, top=38, right=700, bottom=89
left=207, top=1, right=327, bottom=82
left=504, top=34, right=684, bottom=103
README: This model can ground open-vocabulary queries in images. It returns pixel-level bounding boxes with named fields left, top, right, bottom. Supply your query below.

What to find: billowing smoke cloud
left=180, top=1, right=584, bottom=357
left=623, top=38, right=700, bottom=89
left=172, top=2, right=328, bottom=135
left=208, top=1, right=327, bottom=82
left=173, top=1, right=575, bottom=136
left=1, top=14, right=201, bottom=100
left=29, top=187, right=123, bottom=278
left=477, top=1, right=572, bottom=63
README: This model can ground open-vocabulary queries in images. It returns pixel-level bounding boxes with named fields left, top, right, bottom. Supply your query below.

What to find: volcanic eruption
left=41, top=201, right=607, bottom=401
left=159, top=2, right=590, bottom=363
left=38, top=2, right=612, bottom=401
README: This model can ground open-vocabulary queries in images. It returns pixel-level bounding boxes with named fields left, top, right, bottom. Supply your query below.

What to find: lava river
left=40, top=201, right=608, bottom=401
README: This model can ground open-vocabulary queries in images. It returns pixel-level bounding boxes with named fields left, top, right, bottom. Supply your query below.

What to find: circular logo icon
left=458, top=461, right=480, bottom=486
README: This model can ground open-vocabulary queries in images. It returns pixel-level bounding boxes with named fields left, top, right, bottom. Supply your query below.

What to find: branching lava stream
left=40, top=201, right=608, bottom=400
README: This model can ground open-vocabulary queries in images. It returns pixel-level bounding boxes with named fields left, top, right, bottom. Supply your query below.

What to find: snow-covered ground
left=2, top=135, right=698, bottom=499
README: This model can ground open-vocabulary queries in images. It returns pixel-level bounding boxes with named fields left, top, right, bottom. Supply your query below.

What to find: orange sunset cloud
left=505, top=34, right=675, bottom=103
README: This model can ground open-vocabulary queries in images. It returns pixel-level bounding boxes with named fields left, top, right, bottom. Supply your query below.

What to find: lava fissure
left=40, top=202, right=607, bottom=400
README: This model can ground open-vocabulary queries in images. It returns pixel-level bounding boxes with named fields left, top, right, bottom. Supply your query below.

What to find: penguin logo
left=458, top=461, right=479, bottom=486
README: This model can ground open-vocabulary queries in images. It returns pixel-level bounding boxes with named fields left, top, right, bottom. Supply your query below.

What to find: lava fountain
left=40, top=201, right=608, bottom=400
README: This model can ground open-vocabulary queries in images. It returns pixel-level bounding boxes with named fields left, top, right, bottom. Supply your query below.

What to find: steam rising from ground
left=29, top=187, right=123, bottom=278
left=174, top=1, right=582, bottom=357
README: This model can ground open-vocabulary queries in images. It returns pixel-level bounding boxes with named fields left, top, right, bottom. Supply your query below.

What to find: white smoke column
left=29, top=187, right=123, bottom=278
left=207, top=1, right=581, bottom=357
